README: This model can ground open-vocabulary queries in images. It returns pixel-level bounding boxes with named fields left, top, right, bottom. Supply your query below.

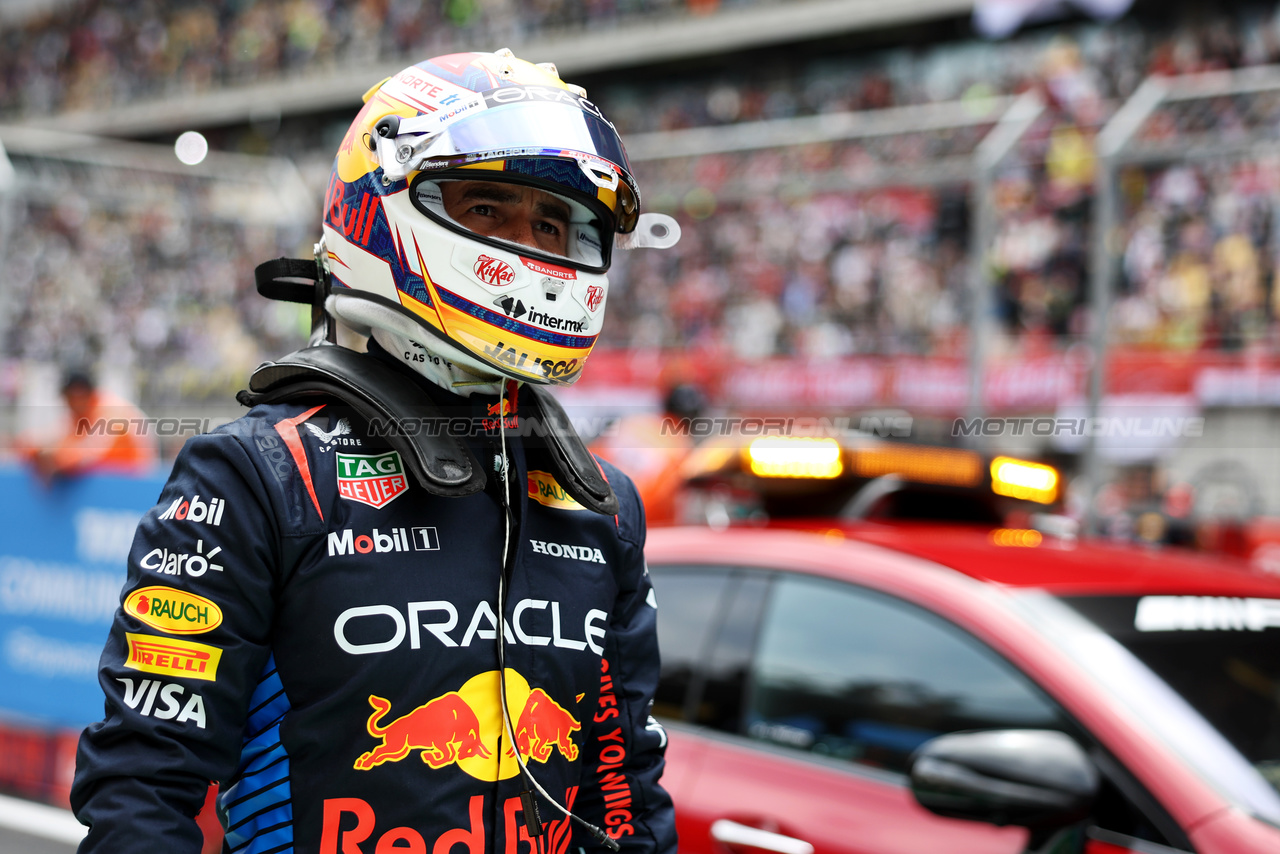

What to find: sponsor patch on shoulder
left=337, top=451, right=409, bottom=509
left=125, top=586, right=223, bottom=635
left=527, top=470, right=583, bottom=510
left=125, top=633, right=222, bottom=681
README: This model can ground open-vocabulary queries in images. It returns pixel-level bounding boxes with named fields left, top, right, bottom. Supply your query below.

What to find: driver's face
left=441, top=180, right=571, bottom=257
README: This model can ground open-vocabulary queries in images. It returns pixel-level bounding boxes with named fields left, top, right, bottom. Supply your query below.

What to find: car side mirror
left=908, top=730, right=1099, bottom=850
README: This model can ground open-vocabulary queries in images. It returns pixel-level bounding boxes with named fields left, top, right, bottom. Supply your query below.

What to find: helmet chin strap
left=328, top=294, right=507, bottom=397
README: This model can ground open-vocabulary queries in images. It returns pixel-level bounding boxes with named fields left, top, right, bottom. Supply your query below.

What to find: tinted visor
left=413, top=176, right=609, bottom=271
left=405, top=96, right=640, bottom=232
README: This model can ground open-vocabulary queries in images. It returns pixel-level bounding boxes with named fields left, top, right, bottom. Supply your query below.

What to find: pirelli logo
left=124, top=633, right=223, bottom=681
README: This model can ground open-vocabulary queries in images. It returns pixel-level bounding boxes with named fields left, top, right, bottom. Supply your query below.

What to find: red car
left=646, top=522, right=1280, bottom=854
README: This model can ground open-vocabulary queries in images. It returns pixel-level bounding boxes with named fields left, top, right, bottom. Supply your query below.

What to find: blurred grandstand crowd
left=4, top=0, right=1280, bottom=408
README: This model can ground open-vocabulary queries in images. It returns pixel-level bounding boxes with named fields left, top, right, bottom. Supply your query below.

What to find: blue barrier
left=0, top=465, right=170, bottom=728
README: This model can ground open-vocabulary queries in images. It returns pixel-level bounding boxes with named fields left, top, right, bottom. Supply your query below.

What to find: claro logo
left=125, top=586, right=223, bottom=635
left=334, top=599, right=607, bottom=655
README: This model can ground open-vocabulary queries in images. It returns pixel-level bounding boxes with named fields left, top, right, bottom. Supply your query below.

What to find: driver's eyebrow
left=459, top=184, right=522, bottom=205
left=535, top=198, right=571, bottom=222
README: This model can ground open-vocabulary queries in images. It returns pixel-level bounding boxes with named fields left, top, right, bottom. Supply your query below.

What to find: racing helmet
left=321, top=49, right=677, bottom=385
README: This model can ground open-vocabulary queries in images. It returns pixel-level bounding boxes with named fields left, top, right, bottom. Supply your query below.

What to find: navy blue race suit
left=71, top=347, right=675, bottom=854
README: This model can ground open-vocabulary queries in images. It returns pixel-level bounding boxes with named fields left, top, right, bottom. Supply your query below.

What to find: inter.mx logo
left=337, top=452, right=409, bottom=509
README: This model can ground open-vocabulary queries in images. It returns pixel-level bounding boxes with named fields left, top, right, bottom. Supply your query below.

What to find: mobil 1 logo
left=328, top=526, right=440, bottom=556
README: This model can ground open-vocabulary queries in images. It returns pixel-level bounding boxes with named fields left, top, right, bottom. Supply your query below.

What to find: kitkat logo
left=473, top=255, right=514, bottom=286
left=586, top=284, right=604, bottom=312
left=125, top=586, right=223, bottom=635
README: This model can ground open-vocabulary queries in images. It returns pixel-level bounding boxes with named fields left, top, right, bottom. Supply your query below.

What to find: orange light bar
left=991, top=528, right=1044, bottom=547
left=849, top=446, right=983, bottom=487
left=990, top=456, right=1059, bottom=504
left=747, top=437, right=843, bottom=479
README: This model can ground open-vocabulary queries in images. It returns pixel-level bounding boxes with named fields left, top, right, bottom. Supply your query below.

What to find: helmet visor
left=412, top=176, right=608, bottom=271
left=399, top=96, right=640, bottom=232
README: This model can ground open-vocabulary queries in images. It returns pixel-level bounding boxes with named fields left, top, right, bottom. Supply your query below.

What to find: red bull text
left=320, top=788, right=579, bottom=854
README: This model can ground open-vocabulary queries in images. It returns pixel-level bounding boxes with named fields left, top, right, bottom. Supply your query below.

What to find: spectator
left=15, top=367, right=158, bottom=480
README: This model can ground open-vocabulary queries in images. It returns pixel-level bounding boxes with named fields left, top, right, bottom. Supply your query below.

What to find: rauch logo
left=527, top=470, right=584, bottom=510
left=336, top=451, right=409, bottom=509
left=125, top=586, right=223, bottom=635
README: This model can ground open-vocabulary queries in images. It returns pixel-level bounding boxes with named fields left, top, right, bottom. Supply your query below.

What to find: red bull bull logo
left=483, top=385, right=519, bottom=430
left=354, top=670, right=581, bottom=782
left=355, top=692, right=491, bottom=770
left=509, top=687, right=580, bottom=762
left=486, top=398, right=515, bottom=418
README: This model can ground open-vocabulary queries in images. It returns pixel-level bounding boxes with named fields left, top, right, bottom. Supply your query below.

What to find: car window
left=747, top=573, right=1074, bottom=775
left=689, top=571, right=769, bottom=732
left=1060, top=594, right=1280, bottom=801
left=650, top=565, right=733, bottom=720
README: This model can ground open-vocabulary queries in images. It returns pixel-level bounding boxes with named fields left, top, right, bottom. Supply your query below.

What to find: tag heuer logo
left=336, top=452, right=409, bottom=509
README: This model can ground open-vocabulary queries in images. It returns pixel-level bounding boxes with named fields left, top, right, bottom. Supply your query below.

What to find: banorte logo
left=474, top=255, right=515, bottom=287
left=354, top=669, right=580, bottom=782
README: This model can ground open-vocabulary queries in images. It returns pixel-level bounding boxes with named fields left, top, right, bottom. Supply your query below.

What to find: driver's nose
left=491, top=215, right=539, bottom=250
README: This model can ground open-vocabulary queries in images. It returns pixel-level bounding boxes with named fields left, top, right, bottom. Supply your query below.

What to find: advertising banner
left=0, top=465, right=167, bottom=728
